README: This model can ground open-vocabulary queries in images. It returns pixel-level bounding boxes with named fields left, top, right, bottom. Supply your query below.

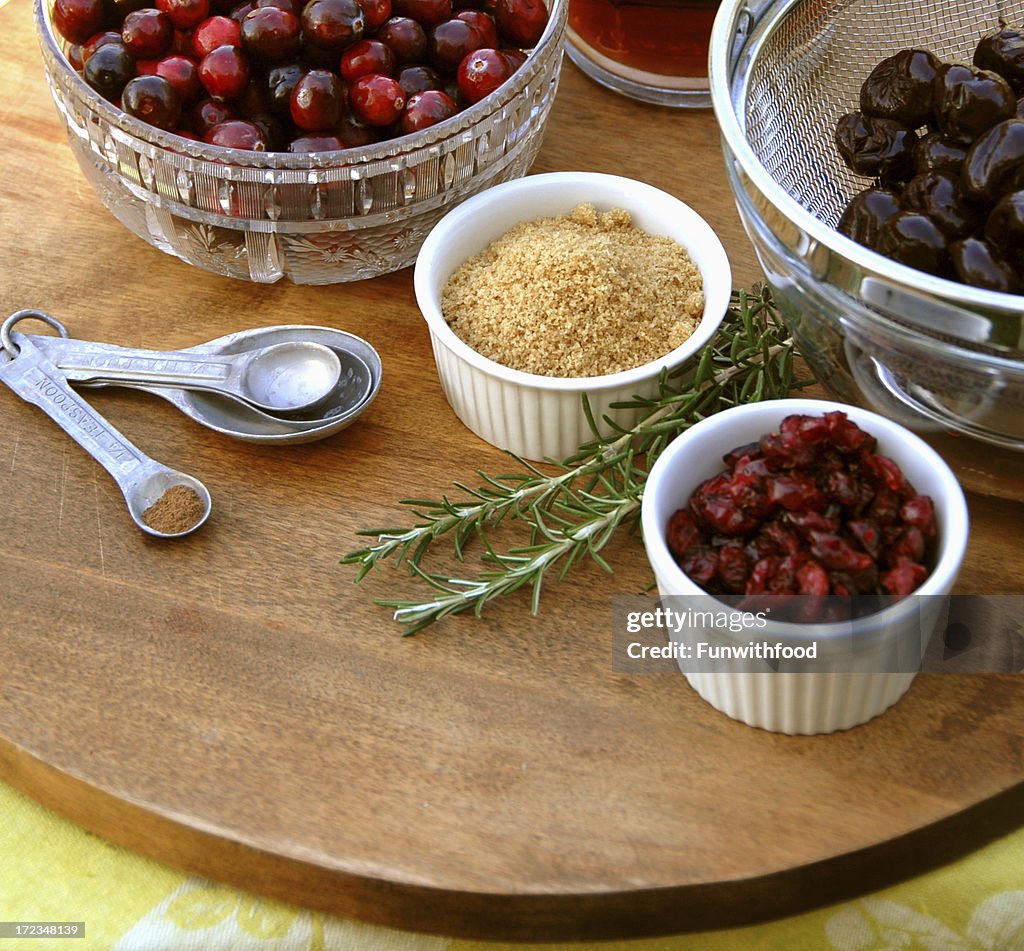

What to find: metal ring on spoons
left=0, top=317, right=211, bottom=539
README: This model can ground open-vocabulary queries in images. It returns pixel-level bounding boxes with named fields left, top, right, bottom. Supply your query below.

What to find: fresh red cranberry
left=289, top=67, right=346, bottom=130
left=192, top=95, right=236, bottom=132
left=192, top=15, right=241, bottom=56
left=340, top=39, right=396, bottom=81
left=360, top=0, right=391, bottom=28
left=337, top=112, right=382, bottom=145
left=264, top=61, right=306, bottom=117
left=248, top=112, right=287, bottom=148
left=155, top=0, right=209, bottom=29
left=400, top=88, right=456, bottom=131
left=203, top=117, right=267, bottom=147
left=456, top=47, right=511, bottom=102
left=257, top=0, right=299, bottom=13
left=152, top=53, right=202, bottom=103
left=289, top=132, right=344, bottom=151
left=121, top=8, right=174, bottom=58
left=375, top=16, right=427, bottom=63
left=83, top=42, right=136, bottom=98
left=392, top=0, right=451, bottom=25
left=301, top=0, right=365, bottom=54
left=430, top=18, right=482, bottom=73
left=81, top=30, right=124, bottom=61
left=53, top=0, right=105, bottom=44
left=122, top=73, right=181, bottom=129
left=499, top=46, right=526, bottom=70
left=350, top=72, right=406, bottom=125
left=240, top=6, right=300, bottom=61
left=198, top=44, right=250, bottom=99
left=455, top=9, right=497, bottom=47
left=493, top=0, right=547, bottom=46
left=397, top=63, right=441, bottom=95
left=230, top=0, right=256, bottom=20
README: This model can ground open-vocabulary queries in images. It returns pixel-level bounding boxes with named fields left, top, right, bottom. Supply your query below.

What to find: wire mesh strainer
left=710, top=0, right=1024, bottom=464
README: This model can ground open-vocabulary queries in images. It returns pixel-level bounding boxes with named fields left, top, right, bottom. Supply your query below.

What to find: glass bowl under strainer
left=710, top=0, right=1024, bottom=501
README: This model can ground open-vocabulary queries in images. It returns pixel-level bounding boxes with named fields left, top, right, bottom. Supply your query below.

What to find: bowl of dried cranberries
left=640, top=398, right=969, bottom=735
left=36, top=0, right=565, bottom=283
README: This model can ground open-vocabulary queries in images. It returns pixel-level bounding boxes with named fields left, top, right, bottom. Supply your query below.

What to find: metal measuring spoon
left=29, top=324, right=381, bottom=444
left=0, top=329, right=211, bottom=538
left=4, top=311, right=344, bottom=415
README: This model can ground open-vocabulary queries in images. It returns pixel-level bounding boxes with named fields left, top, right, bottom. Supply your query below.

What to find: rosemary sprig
left=342, top=286, right=813, bottom=634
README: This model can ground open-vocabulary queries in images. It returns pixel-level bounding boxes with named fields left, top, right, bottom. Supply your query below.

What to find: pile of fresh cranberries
left=51, top=0, right=549, bottom=151
left=666, top=412, right=938, bottom=610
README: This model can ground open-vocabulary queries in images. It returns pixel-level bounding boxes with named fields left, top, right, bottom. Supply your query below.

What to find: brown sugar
left=142, top=484, right=206, bottom=534
left=441, top=203, right=705, bottom=377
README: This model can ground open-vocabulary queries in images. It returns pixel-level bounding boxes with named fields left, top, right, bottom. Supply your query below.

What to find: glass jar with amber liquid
left=566, top=0, right=721, bottom=107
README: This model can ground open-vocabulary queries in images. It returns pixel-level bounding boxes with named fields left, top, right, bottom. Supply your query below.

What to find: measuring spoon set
left=0, top=310, right=382, bottom=538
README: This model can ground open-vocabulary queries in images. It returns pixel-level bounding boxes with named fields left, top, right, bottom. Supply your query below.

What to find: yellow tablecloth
left=2, top=781, right=1024, bottom=950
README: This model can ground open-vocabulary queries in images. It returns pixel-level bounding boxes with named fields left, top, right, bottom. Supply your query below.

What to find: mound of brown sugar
left=441, top=203, right=704, bottom=377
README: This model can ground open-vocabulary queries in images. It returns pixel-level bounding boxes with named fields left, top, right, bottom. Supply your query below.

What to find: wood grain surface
left=2, top=0, right=1024, bottom=939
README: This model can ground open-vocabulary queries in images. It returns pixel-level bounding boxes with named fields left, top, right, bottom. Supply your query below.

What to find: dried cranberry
left=785, top=510, right=840, bottom=537
left=666, top=509, right=699, bottom=559
left=809, top=531, right=874, bottom=573
left=717, top=543, right=750, bottom=594
left=682, top=546, right=719, bottom=588
left=881, top=559, right=928, bottom=596
left=900, top=495, right=936, bottom=537
left=759, top=521, right=800, bottom=555
left=746, top=557, right=779, bottom=595
left=796, top=560, right=830, bottom=596
left=847, top=519, right=882, bottom=559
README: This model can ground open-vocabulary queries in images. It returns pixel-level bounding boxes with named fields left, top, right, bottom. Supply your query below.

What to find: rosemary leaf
left=341, top=286, right=813, bottom=633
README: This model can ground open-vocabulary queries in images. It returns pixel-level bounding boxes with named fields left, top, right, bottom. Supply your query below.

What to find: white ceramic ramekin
left=640, top=398, right=970, bottom=735
left=413, top=172, right=732, bottom=461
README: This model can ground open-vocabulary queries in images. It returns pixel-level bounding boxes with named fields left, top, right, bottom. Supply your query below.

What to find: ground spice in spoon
left=142, top=484, right=206, bottom=534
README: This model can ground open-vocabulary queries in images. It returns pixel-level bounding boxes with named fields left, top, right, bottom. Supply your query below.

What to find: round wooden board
left=2, top=1, right=1024, bottom=938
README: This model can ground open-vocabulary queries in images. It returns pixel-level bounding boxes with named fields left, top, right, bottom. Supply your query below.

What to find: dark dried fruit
left=961, top=118, right=1024, bottom=202
left=934, top=63, right=1016, bottom=144
left=913, top=132, right=968, bottom=175
left=974, top=25, right=1024, bottom=92
left=984, top=189, right=1024, bottom=266
left=837, top=186, right=902, bottom=249
left=875, top=210, right=950, bottom=277
left=949, top=237, right=1020, bottom=293
left=859, top=48, right=939, bottom=126
left=902, top=170, right=981, bottom=239
left=834, top=111, right=917, bottom=182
